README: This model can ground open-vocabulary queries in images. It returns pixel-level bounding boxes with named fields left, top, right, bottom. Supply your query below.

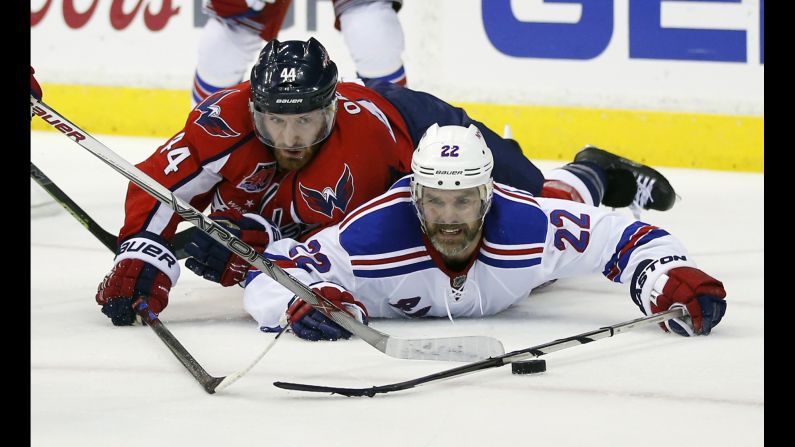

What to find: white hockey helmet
left=410, top=124, right=495, bottom=228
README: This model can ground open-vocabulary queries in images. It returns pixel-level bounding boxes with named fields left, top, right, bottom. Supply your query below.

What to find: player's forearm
left=243, top=272, right=294, bottom=330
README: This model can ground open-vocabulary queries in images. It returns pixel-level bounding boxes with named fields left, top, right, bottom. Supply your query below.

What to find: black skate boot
left=574, top=146, right=677, bottom=215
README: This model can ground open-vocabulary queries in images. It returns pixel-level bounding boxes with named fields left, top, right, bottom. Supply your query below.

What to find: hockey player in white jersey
left=243, top=124, right=727, bottom=341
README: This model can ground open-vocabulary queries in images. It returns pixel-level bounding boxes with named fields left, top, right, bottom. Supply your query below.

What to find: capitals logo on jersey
left=238, top=162, right=277, bottom=193
left=299, top=164, right=355, bottom=218
left=194, top=89, right=241, bottom=138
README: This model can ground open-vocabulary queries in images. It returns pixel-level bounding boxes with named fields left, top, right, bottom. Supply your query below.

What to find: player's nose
left=282, top=122, right=303, bottom=148
left=438, top=204, right=462, bottom=223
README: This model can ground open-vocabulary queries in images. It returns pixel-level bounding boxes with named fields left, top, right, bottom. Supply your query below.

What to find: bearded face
left=416, top=186, right=486, bottom=262
left=425, top=220, right=482, bottom=259
left=271, top=143, right=321, bottom=171
left=251, top=102, right=336, bottom=171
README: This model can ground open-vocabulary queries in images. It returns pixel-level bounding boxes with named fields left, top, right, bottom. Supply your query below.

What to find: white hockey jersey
left=243, top=176, right=695, bottom=330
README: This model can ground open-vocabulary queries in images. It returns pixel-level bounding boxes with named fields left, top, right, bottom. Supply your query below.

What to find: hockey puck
left=511, top=359, right=546, bottom=375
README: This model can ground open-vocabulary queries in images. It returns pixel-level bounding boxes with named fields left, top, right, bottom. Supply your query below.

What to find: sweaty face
left=251, top=102, right=336, bottom=171
left=417, top=187, right=485, bottom=260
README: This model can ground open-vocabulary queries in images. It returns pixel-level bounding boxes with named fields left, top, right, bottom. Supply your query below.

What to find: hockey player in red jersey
left=194, top=0, right=407, bottom=105
left=96, top=37, right=414, bottom=326
left=95, top=37, right=677, bottom=326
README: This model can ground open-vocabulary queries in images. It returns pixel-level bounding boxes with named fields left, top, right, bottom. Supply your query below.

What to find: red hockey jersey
left=119, top=82, right=413, bottom=245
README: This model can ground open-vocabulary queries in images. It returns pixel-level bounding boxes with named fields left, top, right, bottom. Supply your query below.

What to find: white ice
left=31, top=131, right=763, bottom=446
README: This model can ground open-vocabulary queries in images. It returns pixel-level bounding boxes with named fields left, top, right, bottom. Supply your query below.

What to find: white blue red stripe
left=603, top=222, right=670, bottom=282
left=494, top=184, right=539, bottom=206
left=351, top=247, right=432, bottom=278
left=339, top=187, right=411, bottom=231
left=478, top=240, right=544, bottom=269
left=360, top=66, right=407, bottom=86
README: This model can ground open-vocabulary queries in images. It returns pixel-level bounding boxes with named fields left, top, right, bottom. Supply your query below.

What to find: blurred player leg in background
left=193, top=16, right=267, bottom=105
left=193, top=0, right=291, bottom=106
left=337, top=0, right=406, bottom=85
left=192, top=0, right=407, bottom=107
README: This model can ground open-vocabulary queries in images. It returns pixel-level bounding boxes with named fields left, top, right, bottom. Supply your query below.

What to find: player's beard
left=272, top=143, right=321, bottom=171
left=426, top=221, right=482, bottom=260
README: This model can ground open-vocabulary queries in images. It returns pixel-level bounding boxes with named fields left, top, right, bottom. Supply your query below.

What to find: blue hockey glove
left=286, top=282, right=368, bottom=341
left=185, top=209, right=279, bottom=286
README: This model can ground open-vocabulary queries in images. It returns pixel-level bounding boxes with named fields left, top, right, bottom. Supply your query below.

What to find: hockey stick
left=32, top=160, right=291, bottom=394
left=133, top=301, right=225, bottom=393
left=31, top=163, right=285, bottom=394
left=211, top=313, right=290, bottom=393
left=31, top=96, right=504, bottom=363
left=273, top=307, right=686, bottom=397
left=132, top=300, right=287, bottom=394
left=31, top=162, right=226, bottom=393
left=30, top=162, right=197, bottom=259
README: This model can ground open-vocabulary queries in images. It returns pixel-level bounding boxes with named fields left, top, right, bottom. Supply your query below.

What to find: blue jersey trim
left=353, top=260, right=436, bottom=278
left=477, top=255, right=542, bottom=269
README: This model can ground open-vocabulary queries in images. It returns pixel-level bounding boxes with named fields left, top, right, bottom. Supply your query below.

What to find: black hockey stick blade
left=273, top=384, right=384, bottom=398
left=275, top=356, right=504, bottom=397
left=273, top=308, right=685, bottom=397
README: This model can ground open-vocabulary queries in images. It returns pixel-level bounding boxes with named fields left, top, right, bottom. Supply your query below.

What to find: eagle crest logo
left=299, top=164, right=355, bottom=218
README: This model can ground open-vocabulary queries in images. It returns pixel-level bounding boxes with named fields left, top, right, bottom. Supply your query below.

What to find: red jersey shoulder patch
left=194, top=89, right=241, bottom=138
left=238, top=161, right=278, bottom=193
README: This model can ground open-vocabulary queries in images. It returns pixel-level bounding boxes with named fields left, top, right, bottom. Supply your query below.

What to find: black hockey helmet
left=249, top=38, right=339, bottom=149
left=250, top=37, right=338, bottom=115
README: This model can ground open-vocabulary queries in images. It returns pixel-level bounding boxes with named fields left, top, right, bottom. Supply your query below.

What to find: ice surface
left=31, top=131, right=763, bottom=446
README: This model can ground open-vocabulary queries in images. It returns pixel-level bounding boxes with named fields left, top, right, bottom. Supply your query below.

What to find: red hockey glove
left=650, top=267, right=727, bottom=336
left=287, top=282, right=368, bottom=341
left=95, top=233, right=179, bottom=326
left=207, top=0, right=274, bottom=18
left=185, top=209, right=279, bottom=286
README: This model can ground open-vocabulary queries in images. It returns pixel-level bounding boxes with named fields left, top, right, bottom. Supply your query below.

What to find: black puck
left=511, top=359, right=546, bottom=375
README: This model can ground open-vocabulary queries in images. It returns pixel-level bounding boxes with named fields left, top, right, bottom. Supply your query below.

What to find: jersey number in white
left=160, top=132, right=190, bottom=175
left=337, top=94, right=396, bottom=142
